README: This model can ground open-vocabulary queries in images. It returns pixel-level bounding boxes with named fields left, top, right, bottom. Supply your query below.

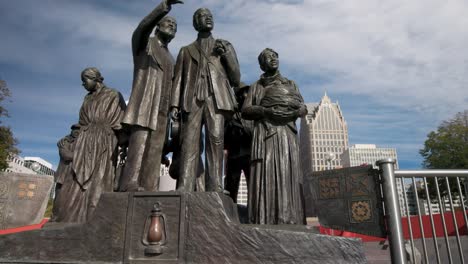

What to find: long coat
left=242, top=75, right=305, bottom=225
left=171, top=39, right=240, bottom=113
left=56, top=86, right=125, bottom=223
left=122, top=2, right=173, bottom=130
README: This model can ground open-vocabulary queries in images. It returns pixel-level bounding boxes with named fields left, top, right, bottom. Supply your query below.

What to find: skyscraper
left=340, top=144, right=408, bottom=215
left=299, top=93, right=349, bottom=172
left=340, top=144, right=399, bottom=169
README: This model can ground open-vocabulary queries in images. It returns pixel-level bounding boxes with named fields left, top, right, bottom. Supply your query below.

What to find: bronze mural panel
left=304, top=166, right=386, bottom=237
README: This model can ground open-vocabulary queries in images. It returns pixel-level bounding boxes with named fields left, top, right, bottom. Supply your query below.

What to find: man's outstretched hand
left=166, top=0, right=184, bottom=6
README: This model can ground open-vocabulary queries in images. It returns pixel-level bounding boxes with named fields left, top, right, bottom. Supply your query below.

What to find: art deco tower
left=299, top=93, right=349, bottom=172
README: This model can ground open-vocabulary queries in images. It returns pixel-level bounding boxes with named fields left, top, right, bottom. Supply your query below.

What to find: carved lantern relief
left=142, top=202, right=167, bottom=256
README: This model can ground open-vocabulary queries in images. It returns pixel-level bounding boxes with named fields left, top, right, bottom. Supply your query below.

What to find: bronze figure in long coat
left=171, top=8, right=241, bottom=192
left=242, top=49, right=307, bottom=225
left=54, top=68, right=125, bottom=223
left=119, top=0, right=182, bottom=192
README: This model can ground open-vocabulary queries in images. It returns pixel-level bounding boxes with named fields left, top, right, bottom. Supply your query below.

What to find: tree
left=419, top=111, right=468, bottom=201
left=0, top=79, right=19, bottom=171
left=420, top=110, right=468, bottom=169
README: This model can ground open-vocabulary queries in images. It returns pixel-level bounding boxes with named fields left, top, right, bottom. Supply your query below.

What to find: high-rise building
left=340, top=144, right=399, bottom=169
left=340, top=144, right=407, bottom=215
left=299, top=93, right=349, bottom=172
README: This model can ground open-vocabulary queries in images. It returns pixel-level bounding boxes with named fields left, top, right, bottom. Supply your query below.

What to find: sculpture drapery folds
left=242, top=48, right=307, bottom=225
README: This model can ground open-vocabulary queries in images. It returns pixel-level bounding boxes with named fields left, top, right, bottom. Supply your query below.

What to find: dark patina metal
left=304, top=165, right=387, bottom=237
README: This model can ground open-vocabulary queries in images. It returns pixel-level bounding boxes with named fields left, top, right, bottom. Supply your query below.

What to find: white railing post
left=377, top=158, right=407, bottom=264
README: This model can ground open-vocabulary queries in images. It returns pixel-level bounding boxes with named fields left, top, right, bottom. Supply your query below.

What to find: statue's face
left=196, top=10, right=213, bottom=32
left=158, top=17, right=177, bottom=40
left=81, top=75, right=97, bottom=92
left=262, top=52, right=279, bottom=73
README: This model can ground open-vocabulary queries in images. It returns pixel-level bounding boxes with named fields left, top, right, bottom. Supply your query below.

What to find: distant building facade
left=3, top=155, right=55, bottom=176
left=340, top=144, right=399, bottom=169
left=299, top=93, right=349, bottom=172
left=3, top=155, right=36, bottom=174
left=340, top=144, right=406, bottom=215
left=159, top=159, right=176, bottom=191
left=406, top=181, right=463, bottom=216
left=23, top=157, right=55, bottom=176
left=3, top=155, right=56, bottom=198
left=236, top=173, right=248, bottom=206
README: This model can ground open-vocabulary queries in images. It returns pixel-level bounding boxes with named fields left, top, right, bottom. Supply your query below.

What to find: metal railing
left=377, top=159, right=468, bottom=264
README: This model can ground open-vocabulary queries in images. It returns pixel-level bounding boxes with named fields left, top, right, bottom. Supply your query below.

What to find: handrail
left=377, top=159, right=468, bottom=264
left=395, top=170, right=468, bottom=178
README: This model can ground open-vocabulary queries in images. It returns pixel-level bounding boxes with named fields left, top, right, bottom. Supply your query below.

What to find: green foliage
left=44, top=198, right=54, bottom=218
left=0, top=79, right=19, bottom=171
left=420, top=110, right=468, bottom=169
left=418, top=111, right=468, bottom=200
left=0, top=79, right=11, bottom=121
left=0, top=126, right=18, bottom=170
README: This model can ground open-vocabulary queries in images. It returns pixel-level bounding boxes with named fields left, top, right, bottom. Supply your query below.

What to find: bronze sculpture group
left=52, top=0, right=307, bottom=225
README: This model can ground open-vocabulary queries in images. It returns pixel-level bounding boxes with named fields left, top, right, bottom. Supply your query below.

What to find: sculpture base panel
left=0, top=192, right=366, bottom=263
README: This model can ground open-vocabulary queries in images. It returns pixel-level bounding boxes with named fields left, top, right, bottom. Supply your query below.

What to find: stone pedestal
left=0, top=172, right=54, bottom=229
left=0, top=191, right=366, bottom=263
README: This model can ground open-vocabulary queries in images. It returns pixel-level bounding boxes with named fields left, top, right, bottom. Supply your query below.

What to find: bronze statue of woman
left=242, top=48, right=307, bottom=225
left=54, top=67, right=126, bottom=222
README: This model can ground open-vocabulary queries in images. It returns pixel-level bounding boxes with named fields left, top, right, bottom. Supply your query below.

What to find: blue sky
left=1, top=0, right=467, bottom=170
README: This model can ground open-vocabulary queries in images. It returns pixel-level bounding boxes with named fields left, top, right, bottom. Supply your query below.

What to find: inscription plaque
left=0, top=172, right=54, bottom=229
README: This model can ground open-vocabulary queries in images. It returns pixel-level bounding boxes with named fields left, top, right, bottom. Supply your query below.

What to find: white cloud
left=206, top=0, right=468, bottom=119
left=2, top=0, right=468, bottom=168
left=3, top=0, right=468, bottom=115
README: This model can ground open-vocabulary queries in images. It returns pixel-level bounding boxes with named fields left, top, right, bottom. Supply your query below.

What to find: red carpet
left=320, top=210, right=468, bottom=242
left=0, top=219, right=49, bottom=235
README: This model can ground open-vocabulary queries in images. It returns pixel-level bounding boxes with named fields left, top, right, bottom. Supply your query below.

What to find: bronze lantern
left=142, top=202, right=167, bottom=255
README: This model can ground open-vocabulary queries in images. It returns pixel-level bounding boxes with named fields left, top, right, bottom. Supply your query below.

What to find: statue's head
left=81, top=67, right=103, bottom=92
left=193, top=8, right=213, bottom=33
left=155, top=16, right=177, bottom=42
left=258, top=48, right=279, bottom=73
left=70, top=123, right=80, bottom=138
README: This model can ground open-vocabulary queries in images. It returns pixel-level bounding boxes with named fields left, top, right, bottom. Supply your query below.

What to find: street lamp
left=325, top=152, right=335, bottom=170
left=30, top=162, right=41, bottom=173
